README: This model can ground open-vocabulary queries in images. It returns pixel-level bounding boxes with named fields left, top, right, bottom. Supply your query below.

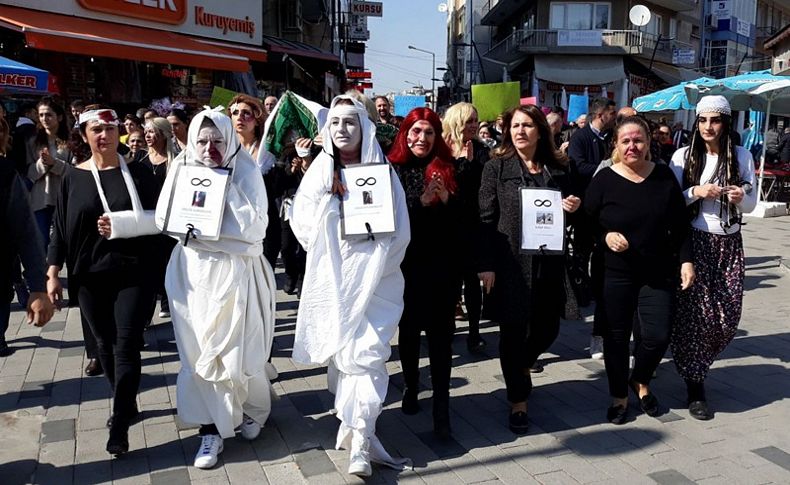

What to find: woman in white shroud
left=153, top=107, right=277, bottom=469
left=290, top=96, right=411, bottom=477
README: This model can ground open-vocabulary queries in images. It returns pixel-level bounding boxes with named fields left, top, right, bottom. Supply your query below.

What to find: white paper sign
left=520, top=187, right=565, bottom=254
left=557, top=30, right=602, bottom=47
left=164, top=164, right=231, bottom=241
left=340, top=163, right=396, bottom=239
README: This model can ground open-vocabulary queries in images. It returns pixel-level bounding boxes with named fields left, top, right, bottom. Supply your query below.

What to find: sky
left=364, top=1, right=449, bottom=96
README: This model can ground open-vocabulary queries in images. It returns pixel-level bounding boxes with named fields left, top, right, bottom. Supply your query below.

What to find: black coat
left=455, top=138, right=491, bottom=268
left=478, top=156, right=579, bottom=325
left=779, top=133, right=790, bottom=163
left=567, top=125, right=610, bottom=192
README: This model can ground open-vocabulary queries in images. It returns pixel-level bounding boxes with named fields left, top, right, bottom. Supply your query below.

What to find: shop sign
left=161, top=68, right=189, bottom=78
left=557, top=30, right=602, bottom=47
left=347, top=71, right=372, bottom=79
left=348, top=15, right=370, bottom=41
left=78, top=0, right=187, bottom=25
left=712, top=1, right=730, bottom=19
left=350, top=1, right=383, bottom=17
left=0, top=73, right=39, bottom=89
left=2, top=0, right=261, bottom=45
left=736, top=20, right=750, bottom=38
left=672, top=48, right=696, bottom=65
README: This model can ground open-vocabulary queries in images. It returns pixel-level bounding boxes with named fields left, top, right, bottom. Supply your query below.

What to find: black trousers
left=498, top=286, right=561, bottom=403
left=591, top=248, right=607, bottom=336
left=280, top=219, right=305, bottom=283
left=398, top=295, right=455, bottom=403
left=263, top=212, right=282, bottom=269
left=78, top=270, right=155, bottom=420
left=462, top=271, right=482, bottom=339
left=602, top=269, right=674, bottom=399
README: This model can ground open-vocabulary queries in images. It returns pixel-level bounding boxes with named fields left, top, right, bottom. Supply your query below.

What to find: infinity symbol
left=355, top=177, right=377, bottom=187
left=533, top=199, right=552, bottom=207
left=191, top=178, right=212, bottom=187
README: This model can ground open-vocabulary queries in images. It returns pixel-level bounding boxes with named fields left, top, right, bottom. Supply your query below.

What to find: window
left=669, top=18, right=677, bottom=39
left=550, top=2, right=611, bottom=30
left=645, top=13, right=663, bottom=36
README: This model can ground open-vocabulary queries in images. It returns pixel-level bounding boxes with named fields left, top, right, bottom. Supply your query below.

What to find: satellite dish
left=438, top=3, right=448, bottom=13
left=629, top=5, right=651, bottom=27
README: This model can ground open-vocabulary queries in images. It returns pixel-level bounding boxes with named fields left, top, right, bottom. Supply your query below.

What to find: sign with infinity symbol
left=520, top=187, right=565, bottom=255
left=355, top=177, right=377, bottom=187
left=163, top=164, right=232, bottom=242
left=191, top=177, right=213, bottom=187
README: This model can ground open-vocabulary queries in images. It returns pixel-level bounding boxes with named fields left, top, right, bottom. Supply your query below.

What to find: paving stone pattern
left=1, top=217, right=790, bottom=484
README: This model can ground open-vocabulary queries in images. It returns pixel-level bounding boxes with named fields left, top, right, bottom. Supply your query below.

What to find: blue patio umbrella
left=632, top=77, right=714, bottom=112
left=0, top=56, right=49, bottom=94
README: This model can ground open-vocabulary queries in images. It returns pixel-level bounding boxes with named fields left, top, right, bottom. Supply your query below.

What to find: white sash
left=88, top=155, right=144, bottom=215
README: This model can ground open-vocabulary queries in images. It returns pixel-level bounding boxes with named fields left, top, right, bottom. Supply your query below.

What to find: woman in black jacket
left=478, top=105, right=581, bottom=434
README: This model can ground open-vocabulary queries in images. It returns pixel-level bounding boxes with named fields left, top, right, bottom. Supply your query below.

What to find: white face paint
left=195, top=125, right=226, bottom=167
left=329, top=113, right=361, bottom=154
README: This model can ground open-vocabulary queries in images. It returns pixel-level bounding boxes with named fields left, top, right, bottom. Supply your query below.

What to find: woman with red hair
left=389, top=107, right=462, bottom=438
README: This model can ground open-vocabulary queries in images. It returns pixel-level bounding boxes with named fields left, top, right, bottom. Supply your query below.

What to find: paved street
left=1, top=215, right=790, bottom=485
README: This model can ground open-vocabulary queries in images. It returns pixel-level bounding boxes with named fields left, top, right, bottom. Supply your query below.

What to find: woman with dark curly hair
left=388, top=107, right=461, bottom=438
left=478, top=105, right=581, bottom=434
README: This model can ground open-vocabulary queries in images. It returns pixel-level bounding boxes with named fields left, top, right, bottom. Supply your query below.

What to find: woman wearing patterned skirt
left=669, top=96, right=757, bottom=420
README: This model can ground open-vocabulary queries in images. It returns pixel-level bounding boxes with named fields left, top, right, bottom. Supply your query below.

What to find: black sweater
left=584, top=163, right=691, bottom=280
left=47, top=163, right=159, bottom=278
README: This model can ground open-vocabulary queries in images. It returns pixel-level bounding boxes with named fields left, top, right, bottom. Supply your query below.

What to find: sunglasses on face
left=231, top=109, right=255, bottom=120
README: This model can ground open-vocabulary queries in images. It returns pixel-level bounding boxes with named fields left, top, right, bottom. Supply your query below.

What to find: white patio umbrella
left=748, top=80, right=790, bottom=201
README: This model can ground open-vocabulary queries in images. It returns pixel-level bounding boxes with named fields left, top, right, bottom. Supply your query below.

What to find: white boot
left=348, top=431, right=372, bottom=477
left=194, top=434, right=223, bottom=469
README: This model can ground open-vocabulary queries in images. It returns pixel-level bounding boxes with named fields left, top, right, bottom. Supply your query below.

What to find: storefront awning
left=534, top=55, right=625, bottom=85
left=262, top=35, right=339, bottom=63
left=0, top=5, right=250, bottom=72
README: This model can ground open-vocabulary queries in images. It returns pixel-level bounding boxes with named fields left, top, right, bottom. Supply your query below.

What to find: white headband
left=695, top=95, right=731, bottom=117
left=328, top=105, right=362, bottom=118
left=79, top=109, right=120, bottom=125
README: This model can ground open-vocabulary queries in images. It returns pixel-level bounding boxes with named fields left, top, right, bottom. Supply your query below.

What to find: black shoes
left=607, top=404, right=628, bottom=425
left=85, top=358, right=104, bottom=376
left=283, top=276, right=298, bottom=295
left=466, top=336, right=487, bottom=354
left=508, top=411, right=529, bottom=435
left=106, top=421, right=130, bottom=456
left=629, top=380, right=659, bottom=417
left=401, top=388, right=420, bottom=415
left=688, top=400, right=713, bottom=420
left=0, top=340, right=12, bottom=357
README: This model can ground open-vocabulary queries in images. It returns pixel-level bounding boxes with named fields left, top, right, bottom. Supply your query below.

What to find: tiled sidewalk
left=1, top=216, right=790, bottom=484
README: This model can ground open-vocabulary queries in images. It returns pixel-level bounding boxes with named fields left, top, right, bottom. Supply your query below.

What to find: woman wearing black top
left=477, top=105, right=581, bottom=434
left=46, top=108, right=160, bottom=455
left=585, top=116, right=695, bottom=425
left=443, top=102, right=490, bottom=353
left=388, top=107, right=462, bottom=438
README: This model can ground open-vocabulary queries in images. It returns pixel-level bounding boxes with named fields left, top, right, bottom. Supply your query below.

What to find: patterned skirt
left=671, top=229, right=745, bottom=383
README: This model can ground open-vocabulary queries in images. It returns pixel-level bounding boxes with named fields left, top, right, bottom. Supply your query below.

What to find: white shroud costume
left=155, top=108, right=277, bottom=439
left=290, top=97, right=410, bottom=469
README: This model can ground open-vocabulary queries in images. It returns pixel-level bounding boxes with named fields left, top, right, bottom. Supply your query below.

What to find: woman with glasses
left=669, top=96, right=757, bottom=421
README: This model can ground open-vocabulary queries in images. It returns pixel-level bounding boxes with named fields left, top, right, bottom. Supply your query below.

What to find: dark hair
left=167, top=108, right=189, bottom=124
left=492, top=105, right=567, bottom=168
left=67, top=128, right=91, bottom=164
left=388, top=107, right=457, bottom=194
left=70, top=99, right=85, bottom=110
left=374, top=96, right=390, bottom=105
left=683, top=112, right=739, bottom=219
left=590, top=97, right=616, bottom=116
left=35, top=97, right=71, bottom=148
left=123, top=114, right=143, bottom=129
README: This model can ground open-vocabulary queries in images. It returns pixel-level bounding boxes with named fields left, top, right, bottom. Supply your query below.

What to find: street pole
left=408, top=45, right=436, bottom=110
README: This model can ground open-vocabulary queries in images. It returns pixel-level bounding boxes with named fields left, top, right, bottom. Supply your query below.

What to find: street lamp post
left=408, top=44, right=436, bottom=110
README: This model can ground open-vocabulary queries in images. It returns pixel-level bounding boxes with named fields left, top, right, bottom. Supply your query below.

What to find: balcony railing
left=485, top=29, right=696, bottom=65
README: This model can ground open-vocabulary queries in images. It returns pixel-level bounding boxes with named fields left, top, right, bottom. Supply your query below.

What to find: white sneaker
left=590, top=336, right=604, bottom=360
left=194, top=434, right=223, bottom=469
left=158, top=311, right=170, bottom=318
left=348, top=432, right=371, bottom=477
left=240, top=414, right=261, bottom=441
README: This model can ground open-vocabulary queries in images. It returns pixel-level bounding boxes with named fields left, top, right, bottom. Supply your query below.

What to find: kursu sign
left=350, top=1, right=383, bottom=17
